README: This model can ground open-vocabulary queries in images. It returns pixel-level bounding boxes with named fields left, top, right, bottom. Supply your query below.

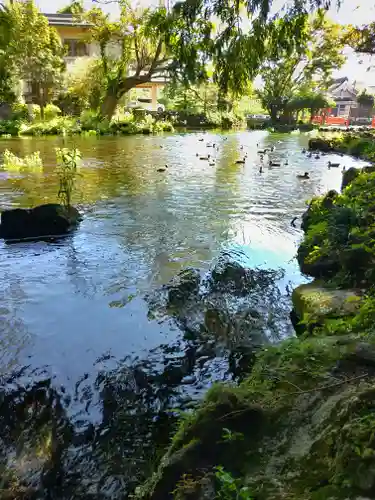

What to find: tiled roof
left=44, top=13, right=90, bottom=27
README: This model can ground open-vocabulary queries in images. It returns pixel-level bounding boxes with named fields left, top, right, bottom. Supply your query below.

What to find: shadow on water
left=0, top=251, right=293, bottom=498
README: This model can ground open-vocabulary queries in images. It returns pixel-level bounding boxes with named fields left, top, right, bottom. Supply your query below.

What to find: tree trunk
left=100, top=93, right=119, bottom=121
left=100, top=76, right=151, bottom=120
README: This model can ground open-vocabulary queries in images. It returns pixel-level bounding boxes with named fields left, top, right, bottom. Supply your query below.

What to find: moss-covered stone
left=292, top=282, right=363, bottom=333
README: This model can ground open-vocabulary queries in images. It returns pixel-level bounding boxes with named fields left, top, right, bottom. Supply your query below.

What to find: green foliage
left=0, top=119, right=22, bottom=136
left=1, top=149, right=43, bottom=170
left=215, top=466, right=253, bottom=500
left=44, top=104, right=62, bottom=120
left=257, top=13, right=345, bottom=122
left=58, top=0, right=85, bottom=15
left=20, top=117, right=80, bottom=136
left=6, top=1, right=65, bottom=115
left=56, top=148, right=81, bottom=208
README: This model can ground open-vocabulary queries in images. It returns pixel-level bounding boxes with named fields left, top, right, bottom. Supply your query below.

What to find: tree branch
left=147, top=39, right=163, bottom=77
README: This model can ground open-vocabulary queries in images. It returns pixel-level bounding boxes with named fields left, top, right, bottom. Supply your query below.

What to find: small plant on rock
left=56, top=148, right=81, bottom=208
left=215, top=466, right=253, bottom=499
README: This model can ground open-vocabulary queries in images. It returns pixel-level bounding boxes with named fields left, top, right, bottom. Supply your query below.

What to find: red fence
left=312, top=115, right=375, bottom=128
left=311, top=116, right=349, bottom=126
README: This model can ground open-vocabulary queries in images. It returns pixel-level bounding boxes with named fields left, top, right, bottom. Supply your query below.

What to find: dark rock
left=342, top=167, right=360, bottom=191
left=167, top=268, right=201, bottom=308
left=210, top=258, right=256, bottom=296
left=308, top=138, right=333, bottom=152
left=0, top=204, right=81, bottom=241
left=301, top=190, right=338, bottom=233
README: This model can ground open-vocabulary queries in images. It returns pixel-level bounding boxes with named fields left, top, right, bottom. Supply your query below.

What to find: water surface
left=0, top=130, right=368, bottom=497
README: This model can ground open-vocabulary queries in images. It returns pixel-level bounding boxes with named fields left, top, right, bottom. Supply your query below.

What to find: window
left=63, top=39, right=89, bottom=57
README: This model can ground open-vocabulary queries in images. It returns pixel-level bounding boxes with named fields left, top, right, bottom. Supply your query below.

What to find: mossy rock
left=292, top=282, right=363, bottom=328
left=308, top=138, right=333, bottom=152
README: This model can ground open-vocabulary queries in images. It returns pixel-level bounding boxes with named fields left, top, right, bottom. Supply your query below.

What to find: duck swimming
left=315, top=154, right=320, bottom=159
left=328, top=161, right=340, bottom=168
left=269, top=160, right=281, bottom=167
left=297, top=172, right=310, bottom=179
left=302, top=148, right=306, bottom=154
left=157, top=167, right=166, bottom=173
left=200, top=155, right=211, bottom=160
left=235, top=158, right=246, bottom=164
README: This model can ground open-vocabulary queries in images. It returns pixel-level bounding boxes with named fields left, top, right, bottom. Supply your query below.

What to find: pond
left=0, top=130, right=369, bottom=497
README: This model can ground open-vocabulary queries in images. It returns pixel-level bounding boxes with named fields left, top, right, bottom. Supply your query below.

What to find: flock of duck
left=156, top=137, right=345, bottom=178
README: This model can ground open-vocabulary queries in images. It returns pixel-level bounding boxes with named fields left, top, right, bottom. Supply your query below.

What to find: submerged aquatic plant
left=1, top=149, right=43, bottom=170
left=56, top=148, right=81, bottom=208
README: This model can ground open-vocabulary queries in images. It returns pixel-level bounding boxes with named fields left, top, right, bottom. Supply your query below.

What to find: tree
left=357, top=91, right=375, bottom=109
left=257, top=13, right=345, bottom=122
left=58, top=1, right=85, bottom=15
left=346, top=23, right=375, bottom=56
left=83, top=4, right=171, bottom=119
left=0, top=5, right=16, bottom=103
left=84, top=0, right=344, bottom=120
left=6, top=0, right=65, bottom=118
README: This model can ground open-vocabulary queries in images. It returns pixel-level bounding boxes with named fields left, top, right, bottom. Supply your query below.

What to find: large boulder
left=292, top=281, right=362, bottom=334
left=0, top=204, right=81, bottom=241
left=342, top=166, right=375, bottom=191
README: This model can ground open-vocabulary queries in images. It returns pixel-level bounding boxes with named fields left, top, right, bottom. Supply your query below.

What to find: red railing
left=311, top=116, right=349, bottom=126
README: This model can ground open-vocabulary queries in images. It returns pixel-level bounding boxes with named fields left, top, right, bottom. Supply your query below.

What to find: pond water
left=0, top=130, right=369, bottom=497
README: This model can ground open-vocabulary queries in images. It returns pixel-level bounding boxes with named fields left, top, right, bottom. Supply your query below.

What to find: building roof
left=44, top=13, right=90, bottom=27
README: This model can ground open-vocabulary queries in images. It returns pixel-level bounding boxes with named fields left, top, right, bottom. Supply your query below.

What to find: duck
left=235, top=158, right=246, bottom=164
left=257, top=150, right=267, bottom=155
left=302, top=148, right=306, bottom=154
left=269, top=160, right=281, bottom=167
left=157, top=167, right=166, bottom=173
left=328, top=161, right=340, bottom=168
left=259, top=166, right=263, bottom=173
left=284, top=159, right=289, bottom=165
left=307, top=152, right=313, bottom=158
left=198, top=138, right=204, bottom=142
left=315, top=154, right=320, bottom=159
left=209, top=161, right=215, bottom=166
left=240, top=145, right=244, bottom=150
left=207, top=143, right=212, bottom=147
left=200, top=155, right=211, bottom=160
left=270, top=146, right=276, bottom=152
left=297, top=172, right=310, bottom=179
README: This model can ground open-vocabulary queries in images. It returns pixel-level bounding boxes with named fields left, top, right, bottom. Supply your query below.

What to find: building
left=327, top=77, right=375, bottom=120
left=43, top=13, right=166, bottom=111
left=327, top=78, right=358, bottom=118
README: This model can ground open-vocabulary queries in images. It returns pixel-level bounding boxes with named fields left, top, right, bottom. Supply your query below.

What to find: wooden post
left=151, top=84, right=158, bottom=112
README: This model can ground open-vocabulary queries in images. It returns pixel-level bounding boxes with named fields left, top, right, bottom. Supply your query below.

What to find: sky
left=35, top=0, right=375, bottom=87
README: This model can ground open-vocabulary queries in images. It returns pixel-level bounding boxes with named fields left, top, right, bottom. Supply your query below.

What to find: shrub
left=56, top=148, right=81, bottom=208
left=2, top=150, right=43, bottom=170
left=44, top=104, right=62, bottom=120
left=0, top=119, right=22, bottom=136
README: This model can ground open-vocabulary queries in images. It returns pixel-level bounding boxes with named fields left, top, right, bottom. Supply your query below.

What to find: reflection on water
left=0, top=131, right=370, bottom=496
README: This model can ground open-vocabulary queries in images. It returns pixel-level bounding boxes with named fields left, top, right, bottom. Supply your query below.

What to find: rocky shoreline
left=135, top=155, right=375, bottom=499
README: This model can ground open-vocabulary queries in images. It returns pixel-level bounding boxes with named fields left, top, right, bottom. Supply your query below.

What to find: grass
left=0, top=111, right=174, bottom=137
